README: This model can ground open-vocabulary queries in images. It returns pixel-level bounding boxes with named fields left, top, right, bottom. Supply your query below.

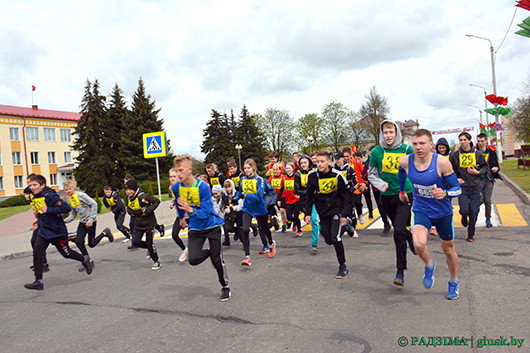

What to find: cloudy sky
left=2, top=0, right=530, bottom=157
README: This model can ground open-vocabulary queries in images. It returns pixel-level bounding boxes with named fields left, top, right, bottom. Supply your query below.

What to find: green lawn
left=500, top=158, right=530, bottom=193
left=0, top=205, right=31, bottom=221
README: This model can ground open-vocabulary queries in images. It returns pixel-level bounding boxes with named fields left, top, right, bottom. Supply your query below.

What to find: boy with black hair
left=295, top=154, right=321, bottom=251
left=64, top=180, right=113, bottom=270
left=25, top=174, right=49, bottom=273
left=333, top=151, right=358, bottom=238
left=103, top=185, right=131, bottom=243
left=221, top=179, right=245, bottom=246
left=24, top=175, right=92, bottom=290
left=125, top=179, right=162, bottom=270
left=227, top=161, right=243, bottom=189
left=305, top=151, right=353, bottom=278
left=475, top=133, right=500, bottom=228
left=266, top=151, right=284, bottom=177
left=206, top=163, right=227, bottom=190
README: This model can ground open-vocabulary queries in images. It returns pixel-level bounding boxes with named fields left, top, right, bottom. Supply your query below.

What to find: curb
left=0, top=250, right=34, bottom=262
left=499, top=171, right=530, bottom=205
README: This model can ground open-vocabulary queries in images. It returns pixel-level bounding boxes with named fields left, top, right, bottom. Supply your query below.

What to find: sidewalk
left=0, top=199, right=177, bottom=261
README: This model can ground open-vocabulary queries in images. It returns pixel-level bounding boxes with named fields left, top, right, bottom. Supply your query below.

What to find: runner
left=168, top=168, right=188, bottom=262
left=283, top=162, right=303, bottom=237
left=368, top=120, right=417, bottom=286
left=25, top=175, right=49, bottom=273
left=24, top=174, right=92, bottom=290
left=269, top=163, right=288, bottom=232
left=363, top=146, right=391, bottom=233
left=102, top=185, right=131, bottom=243
left=475, top=133, right=500, bottom=228
left=172, top=155, right=230, bottom=301
left=205, top=163, right=226, bottom=190
left=333, top=151, right=358, bottom=238
left=398, top=129, right=461, bottom=299
left=220, top=179, right=244, bottom=246
left=305, top=151, right=352, bottom=278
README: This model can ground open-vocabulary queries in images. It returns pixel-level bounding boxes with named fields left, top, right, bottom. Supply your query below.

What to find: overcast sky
left=2, top=0, right=530, bottom=157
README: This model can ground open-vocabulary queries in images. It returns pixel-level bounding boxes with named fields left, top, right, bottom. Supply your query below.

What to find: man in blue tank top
left=398, top=129, right=462, bottom=300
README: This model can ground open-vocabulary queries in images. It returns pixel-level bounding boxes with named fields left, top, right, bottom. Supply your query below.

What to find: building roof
left=0, top=104, right=81, bottom=121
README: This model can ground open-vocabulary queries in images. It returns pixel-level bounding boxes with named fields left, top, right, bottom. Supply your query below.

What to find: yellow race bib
left=105, top=196, right=116, bottom=206
left=318, top=178, right=338, bottom=194
left=459, top=153, right=477, bottom=168
left=242, top=179, right=257, bottom=194
left=382, top=152, right=404, bottom=173
left=34, top=197, right=47, bottom=214
left=128, top=197, right=141, bottom=210
left=285, top=180, right=294, bottom=191
left=271, top=178, right=282, bottom=190
left=483, top=153, right=489, bottom=162
left=69, top=193, right=81, bottom=209
left=443, top=155, right=450, bottom=160
left=300, top=174, right=308, bottom=187
left=231, top=176, right=240, bottom=188
left=180, top=186, right=201, bottom=206
left=210, top=177, right=220, bottom=186
left=30, top=194, right=36, bottom=211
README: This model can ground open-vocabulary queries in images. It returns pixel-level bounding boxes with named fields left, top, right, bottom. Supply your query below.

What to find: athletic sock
left=426, top=260, right=434, bottom=269
left=449, top=277, right=458, bottom=283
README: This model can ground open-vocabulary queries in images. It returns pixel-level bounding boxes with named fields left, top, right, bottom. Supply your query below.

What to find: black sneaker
left=219, top=287, right=231, bottom=302
left=24, top=280, right=43, bottom=290
left=127, top=245, right=138, bottom=250
left=82, top=256, right=93, bottom=275
left=336, top=264, right=348, bottom=279
left=461, top=216, right=468, bottom=227
left=368, top=212, right=374, bottom=219
left=383, top=223, right=391, bottom=234
left=467, top=235, right=475, bottom=242
left=103, top=227, right=114, bottom=242
left=222, top=240, right=230, bottom=246
left=43, top=264, right=50, bottom=273
left=159, top=224, right=165, bottom=237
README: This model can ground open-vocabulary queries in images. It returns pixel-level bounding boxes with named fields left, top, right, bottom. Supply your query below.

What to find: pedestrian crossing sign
left=143, top=131, right=167, bottom=158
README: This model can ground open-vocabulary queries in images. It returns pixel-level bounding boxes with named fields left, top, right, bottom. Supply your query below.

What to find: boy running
left=398, top=129, right=461, bottom=299
left=103, top=186, right=131, bottom=243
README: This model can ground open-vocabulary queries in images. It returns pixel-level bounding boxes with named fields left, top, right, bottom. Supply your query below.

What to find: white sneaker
left=179, top=249, right=188, bottom=262
left=122, top=238, right=130, bottom=243
left=353, top=230, right=358, bottom=238
left=146, top=250, right=151, bottom=260
left=359, top=215, right=365, bottom=224
left=151, top=261, right=161, bottom=270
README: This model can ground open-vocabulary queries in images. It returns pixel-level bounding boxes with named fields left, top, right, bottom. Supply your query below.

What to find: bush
left=93, top=189, right=104, bottom=214
left=0, top=194, right=31, bottom=207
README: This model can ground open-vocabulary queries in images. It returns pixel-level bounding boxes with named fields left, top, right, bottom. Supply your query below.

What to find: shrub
left=93, top=189, right=104, bottom=214
left=0, top=194, right=31, bottom=207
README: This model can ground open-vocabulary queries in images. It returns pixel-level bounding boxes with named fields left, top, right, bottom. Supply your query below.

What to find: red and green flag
left=32, top=85, right=36, bottom=91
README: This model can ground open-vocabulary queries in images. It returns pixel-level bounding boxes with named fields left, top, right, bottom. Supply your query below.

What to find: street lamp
left=307, top=136, right=314, bottom=154
left=466, top=34, right=502, bottom=162
left=469, top=84, right=490, bottom=127
left=469, top=105, right=483, bottom=124
left=235, top=144, right=242, bottom=170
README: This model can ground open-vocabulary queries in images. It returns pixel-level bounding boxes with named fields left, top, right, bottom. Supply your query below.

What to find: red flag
left=516, top=0, right=530, bottom=11
left=485, top=94, right=508, bottom=105
left=479, top=123, right=485, bottom=129
left=32, top=85, right=36, bottom=91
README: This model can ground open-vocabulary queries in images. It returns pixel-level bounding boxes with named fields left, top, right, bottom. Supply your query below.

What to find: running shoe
left=273, top=216, right=280, bottom=231
left=409, top=240, right=417, bottom=255
left=122, top=238, right=130, bottom=243
left=179, top=249, right=188, bottom=262
left=467, top=235, right=475, bottom=242
left=159, top=224, right=165, bottom=237
left=127, top=245, right=138, bottom=250
left=336, top=264, right=348, bottom=279
left=103, top=227, right=114, bottom=242
left=393, top=272, right=404, bottom=286
left=24, top=280, right=44, bottom=290
left=146, top=251, right=151, bottom=260
left=82, top=255, right=93, bottom=275
left=259, top=246, right=269, bottom=254
left=359, top=214, right=365, bottom=224
left=461, top=215, right=468, bottom=227
left=312, top=245, right=318, bottom=252
left=219, top=287, right=231, bottom=302
left=241, top=256, right=252, bottom=266
left=352, top=230, right=358, bottom=238
left=430, top=227, right=437, bottom=236
left=486, top=220, right=492, bottom=228
left=446, top=281, right=459, bottom=300
left=222, top=240, right=231, bottom=246
left=292, top=224, right=297, bottom=232
left=268, top=240, right=276, bottom=258
left=423, top=261, right=436, bottom=289
left=281, top=224, right=287, bottom=233
left=151, top=261, right=161, bottom=271
left=296, top=231, right=302, bottom=237
left=368, top=212, right=374, bottom=219
left=383, top=223, right=391, bottom=234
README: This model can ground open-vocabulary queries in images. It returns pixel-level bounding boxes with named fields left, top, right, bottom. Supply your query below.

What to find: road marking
left=496, top=204, right=528, bottom=227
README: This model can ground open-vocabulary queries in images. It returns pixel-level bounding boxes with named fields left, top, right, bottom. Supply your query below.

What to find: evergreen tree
left=106, top=83, right=128, bottom=187
left=236, top=105, right=267, bottom=170
left=119, top=78, right=173, bottom=181
left=72, top=79, right=116, bottom=196
left=201, top=109, right=233, bottom=173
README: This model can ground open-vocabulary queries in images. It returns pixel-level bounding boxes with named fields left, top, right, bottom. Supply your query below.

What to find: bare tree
left=358, top=86, right=391, bottom=143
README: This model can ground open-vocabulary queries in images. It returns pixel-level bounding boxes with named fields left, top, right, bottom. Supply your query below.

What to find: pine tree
left=72, top=79, right=116, bottom=196
left=106, top=83, right=128, bottom=187
left=201, top=109, right=234, bottom=173
left=119, top=78, right=173, bottom=181
left=236, top=105, right=267, bottom=170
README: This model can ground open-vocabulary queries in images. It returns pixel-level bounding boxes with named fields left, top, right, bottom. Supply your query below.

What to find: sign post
left=143, top=131, right=167, bottom=217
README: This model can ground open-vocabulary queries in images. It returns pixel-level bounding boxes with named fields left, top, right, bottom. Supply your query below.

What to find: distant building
left=395, top=119, right=419, bottom=144
left=0, top=104, right=80, bottom=196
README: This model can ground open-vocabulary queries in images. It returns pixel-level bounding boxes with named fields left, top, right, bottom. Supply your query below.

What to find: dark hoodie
left=450, top=146, right=488, bottom=189
left=294, top=154, right=313, bottom=205
left=435, top=137, right=451, bottom=158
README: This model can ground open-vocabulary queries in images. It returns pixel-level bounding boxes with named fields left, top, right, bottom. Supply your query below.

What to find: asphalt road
left=1, top=181, right=529, bottom=353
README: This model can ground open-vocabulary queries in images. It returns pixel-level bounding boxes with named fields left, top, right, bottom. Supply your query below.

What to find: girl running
left=269, top=163, right=289, bottom=232
left=283, top=163, right=303, bottom=236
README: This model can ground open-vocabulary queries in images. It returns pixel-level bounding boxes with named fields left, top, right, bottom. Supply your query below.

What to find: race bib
left=69, top=194, right=81, bottom=209
left=382, top=152, right=404, bottom=173
left=318, top=178, right=338, bottom=194
left=210, top=177, right=220, bottom=186
left=231, top=176, right=240, bottom=188
left=34, top=197, right=47, bottom=214
left=180, top=186, right=201, bottom=206
left=105, top=197, right=116, bottom=206
left=242, top=179, right=257, bottom=194
left=414, top=184, right=435, bottom=199
left=128, top=197, right=141, bottom=210
left=300, top=174, right=308, bottom=187
left=341, top=170, right=347, bottom=178
left=459, top=153, right=476, bottom=168
left=443, top=155, right=450, bottom=160
left=30, top=194, right=36, bottom=211
left=285, top=180, right=294, bottom=191
left=271, top=178, right=282, bottom=190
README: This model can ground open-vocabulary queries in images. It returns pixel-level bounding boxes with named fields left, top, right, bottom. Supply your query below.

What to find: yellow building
left=0, top=104, right=80, bottom=196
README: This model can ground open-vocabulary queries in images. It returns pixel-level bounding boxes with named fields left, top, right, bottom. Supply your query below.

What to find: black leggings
left=242, top=213, right=272, bottom=256
left=132, top=227, right=159, bottom=262
left=114, top=212, right=130, bottom=238
left=285, top=202, right=302, bottom=230
left=171, top=218, right=186, bottom=250
left=188, top=226, right=228, bottom=287
left=33, top=235, right=85, bottom=280
left=75, top=221, right=106, bottom=257
left=320, top=215, right=346, bottom=265
left=31, top=229, right=48, bottom=265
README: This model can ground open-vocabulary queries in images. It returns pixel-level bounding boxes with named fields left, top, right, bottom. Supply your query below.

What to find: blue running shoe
left=258, top=246, right=269, bottom=254
left=447, top=281, right=459, bottom=300
left=393, top=272, right=404, bottom=286
left=486, top=220, right=492, bottom=228
left=423, top=261, right=436, bottom=289
left=409, top=240, right=417, bottom=256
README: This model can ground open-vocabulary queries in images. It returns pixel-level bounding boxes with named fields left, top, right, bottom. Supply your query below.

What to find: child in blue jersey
left=172, top=155, right=231, bottom=302
left=239, top=158, right=276, bottom=266
left=398, top=129, right=462, bottom=300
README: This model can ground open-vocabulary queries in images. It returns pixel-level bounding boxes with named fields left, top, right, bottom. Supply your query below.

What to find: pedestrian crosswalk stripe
left=357, top=208, right=381, bottom=230
left=495, top=204, right=528, bottom=227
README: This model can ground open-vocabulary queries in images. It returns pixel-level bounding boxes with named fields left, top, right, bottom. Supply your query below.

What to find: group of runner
left=23, top=120, right=500, bottom=302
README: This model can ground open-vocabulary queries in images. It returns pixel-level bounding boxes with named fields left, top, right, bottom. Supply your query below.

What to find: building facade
left=0, top=104, right=80, bottom=197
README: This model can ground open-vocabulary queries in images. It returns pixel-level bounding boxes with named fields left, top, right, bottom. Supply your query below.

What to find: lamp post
left=469, top=84, right=490, bottom=127
left=307, top=136, right=314, bottom=154
left=235, top=144, right=242, bottom=170
left=465, top=34, right=502, bottom=162
left=469, top=105, right=483, bottom=124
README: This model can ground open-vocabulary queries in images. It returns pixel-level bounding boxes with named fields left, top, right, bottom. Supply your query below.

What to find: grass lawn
left=0, top=205, right=31, bottom=221
left=500, top=158, right=530, bottom=194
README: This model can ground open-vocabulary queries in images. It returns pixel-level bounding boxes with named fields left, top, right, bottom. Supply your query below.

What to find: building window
left=15, top=176, right=24, bottom=189
left=26, top=127, right=39, bottom=141
left=64, top=151, right=72, bottom=163
left=50, top=174, right=58, bottom=186
left=31, top=152, right=40, bottom=165
left=10, top=128, right=19, bottom=141
left=0, top=177, right=4, bottom=190
left=60, top=129, right=71, bottom=142
left=48, top=152, right=56, bottom=164
left=12, top=152, right=22, bottom=165
left=44, top=128, right=56, bottom=142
